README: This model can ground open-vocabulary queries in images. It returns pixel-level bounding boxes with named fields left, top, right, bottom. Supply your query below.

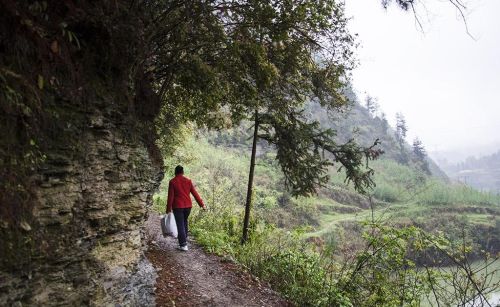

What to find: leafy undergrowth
left=160, top=201, right=500, bottom=307
left=191, top=205, right=352, bottom=306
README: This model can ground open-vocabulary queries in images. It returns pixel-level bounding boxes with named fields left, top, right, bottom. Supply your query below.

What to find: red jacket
left=167, top=174, right=204, bottom=212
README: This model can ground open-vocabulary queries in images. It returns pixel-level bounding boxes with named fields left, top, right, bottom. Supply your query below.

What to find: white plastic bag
left=160, top=213, right=177, bottom=238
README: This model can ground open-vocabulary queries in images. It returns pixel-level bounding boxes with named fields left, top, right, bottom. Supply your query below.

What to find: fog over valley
left=346, top=0, right=500, bottom=167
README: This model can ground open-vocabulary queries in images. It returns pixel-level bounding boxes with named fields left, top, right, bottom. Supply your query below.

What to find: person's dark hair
left=175, top=165, right=184, bottom=175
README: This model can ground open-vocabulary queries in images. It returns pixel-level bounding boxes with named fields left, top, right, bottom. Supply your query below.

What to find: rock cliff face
left=0, top=2, right=165, bottom=305
left=0, top=2, right=169, bottom=304
left=1, top=101, right=163, bottom=305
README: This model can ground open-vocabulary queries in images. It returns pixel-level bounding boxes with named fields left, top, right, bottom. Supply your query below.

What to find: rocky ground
left=144, top=212, right=291, bottom=307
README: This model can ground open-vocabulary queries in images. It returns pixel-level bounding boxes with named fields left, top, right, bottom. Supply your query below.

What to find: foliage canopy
left=148, top=0, right=382, bottom=196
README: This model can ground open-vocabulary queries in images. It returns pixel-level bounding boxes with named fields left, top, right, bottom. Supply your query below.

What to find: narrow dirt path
left=144, top=212, right=291, bottom=307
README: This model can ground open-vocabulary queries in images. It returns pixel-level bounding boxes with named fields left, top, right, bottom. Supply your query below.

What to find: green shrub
left=152, top=194, right=166, bottom=213
left=373, top=183, right=400, bottom=202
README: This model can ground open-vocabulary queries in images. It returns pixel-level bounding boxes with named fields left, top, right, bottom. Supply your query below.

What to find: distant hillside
left=440, top=150, right=500, bottom=193
left=305, top=98, right=448, bottom=180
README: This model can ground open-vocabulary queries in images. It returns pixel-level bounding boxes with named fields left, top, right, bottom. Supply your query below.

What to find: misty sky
left=345, top=0, right=500, bottom=162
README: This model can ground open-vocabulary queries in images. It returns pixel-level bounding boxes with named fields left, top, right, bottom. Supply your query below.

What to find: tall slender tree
left=413, top=137, right=430, bottom=174
left=223, top=1, right=385, bottom=243
left=242, top=111, right=259, bottom=243
left=395, top=112, right=409, bottom=164
left=381, top=112, right=389, bottom=133
left=365, top=96, right=380, bottom=118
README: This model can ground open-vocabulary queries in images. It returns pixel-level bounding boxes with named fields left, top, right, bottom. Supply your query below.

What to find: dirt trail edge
left=145, top=212, right=291, bottom=307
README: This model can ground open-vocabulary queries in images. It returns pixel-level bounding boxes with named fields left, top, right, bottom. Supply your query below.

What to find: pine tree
left=226, top=1, right=384, bottom=243
left=395, top=113, right=409, bottom=164
left=381, top=112, right=389, bottom=133
left=412, top=138, right=426, bottom=160
left=365, top=96, right=379, bottom=118
left=395, top=113, right=408, bottom=143
left=412, top=137, right=430, bottom=174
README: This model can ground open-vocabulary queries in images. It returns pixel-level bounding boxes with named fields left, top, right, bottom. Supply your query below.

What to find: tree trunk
left=242, top=110, right=259, bottom=244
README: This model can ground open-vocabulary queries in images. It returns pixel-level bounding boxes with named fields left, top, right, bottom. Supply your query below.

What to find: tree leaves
left=147, top=0, right=381, bottom=195
left=260, top=108, right=383, bottom=196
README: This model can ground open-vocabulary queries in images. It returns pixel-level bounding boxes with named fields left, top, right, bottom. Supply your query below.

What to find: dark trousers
left=173, top=208, right=191, bottom=247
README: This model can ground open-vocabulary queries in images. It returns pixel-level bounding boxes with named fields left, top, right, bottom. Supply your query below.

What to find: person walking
left=166, top=165, right=206, bottom=251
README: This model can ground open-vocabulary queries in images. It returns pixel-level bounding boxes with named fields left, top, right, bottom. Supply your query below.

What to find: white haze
left=345, top=0, right=500, bottom=163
